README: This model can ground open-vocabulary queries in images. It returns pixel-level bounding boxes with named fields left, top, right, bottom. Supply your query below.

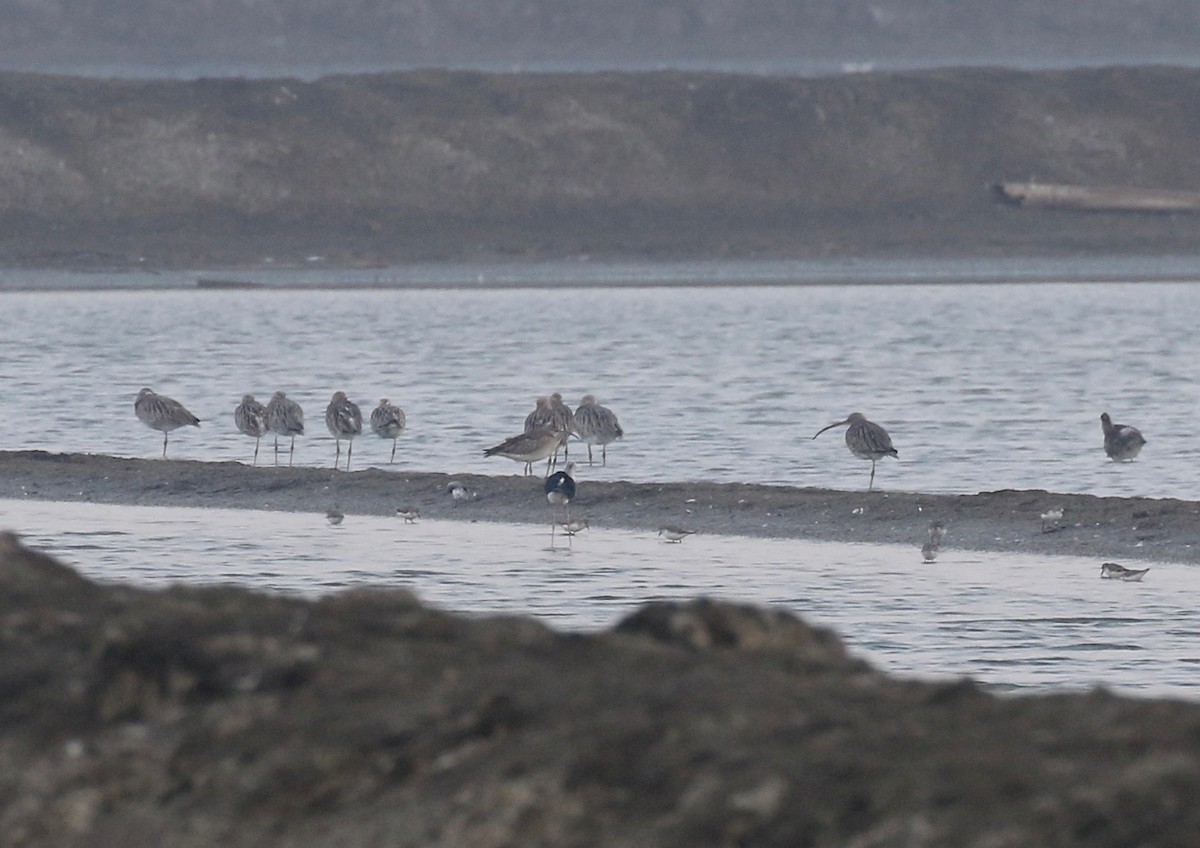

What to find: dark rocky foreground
left=1, top=450, right=1198, bottom=564
left=3, top=530, right=1200, bottom=846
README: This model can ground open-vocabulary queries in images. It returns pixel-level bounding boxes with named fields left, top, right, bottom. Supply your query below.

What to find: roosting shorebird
left=1100, top=562, right=1149, bottom=582
left=574, top=394, right=624, bottom=466
left=325, top=391, right=363, bottom=471
left=813, top=412, right=898, bottom=491
left=549, top=393, right=575, bottom=461
left=1100, top=412, right=1146, bottom=462
left=484, top=428, right=566, bottom=476
left=265, top=391, right=305, bottom=467
left=134, top=388, right=200, bottom=458
left=370, top=399, right=406, bottom=464
left=234, top=394, right=269, bottom=465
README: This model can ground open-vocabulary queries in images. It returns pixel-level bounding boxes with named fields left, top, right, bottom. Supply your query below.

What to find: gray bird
left=134, top=388, right=200, bottom=458
left=813, top=412, right=898, bottom=491
left=325, top=391, right=363, bottom=471
left=1100, top=412, right=1146, bottom=462
left=234, top=394, right=269, bottom=466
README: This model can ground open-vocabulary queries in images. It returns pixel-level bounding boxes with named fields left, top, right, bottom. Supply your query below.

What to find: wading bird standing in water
left=544, top=461, right=577, bottom=546
left=265, top=391, right=304, bottom=467
left=484, top=428, right=566, bottom=476
left=325, top=391, right=363, bottom=471
left=573, top=394, right=624, bottom=466
left=134, top=388, right=200, bottom=458
left=921, top=521, right=946, bottom=563
left=1100, top=412, right=1146, bottom=462
left=1100, top=562, right=1149, bottom=581
left=370, top=399, right=406, bottom=464
left=234, top=394, right=269, bottom=465
left=813, top=412, right=898, bottom=491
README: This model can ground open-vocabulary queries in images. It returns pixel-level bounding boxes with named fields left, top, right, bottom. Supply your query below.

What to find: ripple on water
left=2, top=497, right=1199, bottom=699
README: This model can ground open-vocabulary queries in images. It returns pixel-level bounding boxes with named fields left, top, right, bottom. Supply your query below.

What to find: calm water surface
left=3, top=260, right=1199, bottom=699
left=1, top=262, right=1199, bottom=498
left=4, top=498, right=1195, bottom=700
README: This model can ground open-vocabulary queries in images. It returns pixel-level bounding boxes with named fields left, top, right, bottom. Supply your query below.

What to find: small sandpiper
left=326, top=508, right=345, bottom=526
left=561, top=517, right=590, bottom=536
left=1040, top=507, right=1064, bottom=533
left=922, top=520, right=945, bottom=562
left=1100, top=562, right=1149, bottom=581
left=396, top=506, right=421, bottom=523
left=658, top=526, right=695, bottom=543
left=447, top=481, right=473, bottom=504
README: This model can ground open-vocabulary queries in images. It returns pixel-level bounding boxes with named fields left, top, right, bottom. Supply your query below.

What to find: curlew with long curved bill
left=484, top=427, right=567, bottom=476
left=370, top=399, right=406, bottom=464
left=265, top=391, right=305, bottom=467
left=813, top=412, right=898, bottom=491
left=234, top=394, right=269, bottom=465
left=134, top=388, right=200, bottom=458
left=1100, top=412, right=1146, bottom=462
left=573, top=394, right=624, bottom=466
left=325, top=391, right=363, bottom=471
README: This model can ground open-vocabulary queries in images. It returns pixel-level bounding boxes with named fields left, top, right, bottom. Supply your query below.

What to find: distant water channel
left=5, top=498, right=1197, bottom=700
left=2, top=258, right=1200, bottom=498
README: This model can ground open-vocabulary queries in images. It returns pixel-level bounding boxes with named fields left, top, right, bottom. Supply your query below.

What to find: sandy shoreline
left=1, top=450, right=1196, bottom=564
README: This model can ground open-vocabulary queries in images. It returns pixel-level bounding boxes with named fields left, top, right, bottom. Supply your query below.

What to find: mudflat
left=1, top=449, right=1195, bottom=564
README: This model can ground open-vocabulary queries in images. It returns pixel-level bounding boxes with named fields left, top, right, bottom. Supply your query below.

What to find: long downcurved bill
left=812, top=419, right=849, bottom=440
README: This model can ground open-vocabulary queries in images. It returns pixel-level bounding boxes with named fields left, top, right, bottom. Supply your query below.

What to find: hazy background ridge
left=4, top=1, right=1200, bottom=77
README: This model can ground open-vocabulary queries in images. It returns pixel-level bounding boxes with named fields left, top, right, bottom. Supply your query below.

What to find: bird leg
left=868, top=460, right=877, bottom=491
left=346, top=440, right=353, bottom=471
left=390, top=440, right=397, bottom=464
left=253, top=437, right=260, bottom=466
left=587, top=444, right=594, bottom=465
left=161, top=432, right=168, bottom=459
left=288, top=436, right=296, bottom=467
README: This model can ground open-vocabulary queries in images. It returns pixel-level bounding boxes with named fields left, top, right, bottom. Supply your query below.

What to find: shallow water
left=1, top=261, right=1198, bottom=499
left=5, top=498, right=1196, bottom=700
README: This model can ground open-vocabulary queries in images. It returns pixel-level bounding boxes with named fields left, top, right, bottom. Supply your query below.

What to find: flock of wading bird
left=133, top=388, right=1151, bottom=558
left=133, top=388, right=625, bottom=471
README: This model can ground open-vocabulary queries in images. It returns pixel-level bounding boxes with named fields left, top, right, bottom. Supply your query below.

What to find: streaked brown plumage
left=265, top=391, right=305, bottom=467
left=325, top=391, right=363, bottom=471
left=813, top=412, right=897, bottom=491
left=234, top=394, right=269, bottom=466
left=370, top=398, right=406, bottom=464
left=484, top=427, right=566, bottom=476
left=573, top=394, right=624, bottom=466
left=134, top=387, right=200, bottom=458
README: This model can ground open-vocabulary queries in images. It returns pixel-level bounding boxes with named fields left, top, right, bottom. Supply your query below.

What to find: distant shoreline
left=3, top=254, right=1200, bottom=293
left=1, top=450, right=1195, bottom=564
